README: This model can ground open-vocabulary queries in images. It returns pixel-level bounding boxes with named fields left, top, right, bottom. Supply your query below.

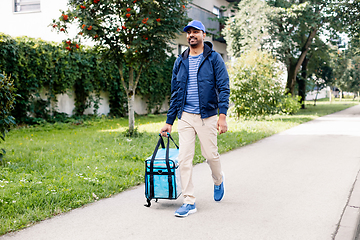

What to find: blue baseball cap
left=183, top=20, right=206, bottom=32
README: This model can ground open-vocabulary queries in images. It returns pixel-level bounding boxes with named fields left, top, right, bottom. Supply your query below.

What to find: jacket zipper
left=180, top=59, right=188, bottom=119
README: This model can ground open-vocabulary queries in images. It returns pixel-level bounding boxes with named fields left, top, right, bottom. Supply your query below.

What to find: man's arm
left=165, top=58, right=180, bottom=125
left=213, top=53, right=230, bottom=116
left=160, top=58, right=180, bottom=136
left=213, top=53, right=229, bottom=134
left=217, top=113, right=228, bottom=134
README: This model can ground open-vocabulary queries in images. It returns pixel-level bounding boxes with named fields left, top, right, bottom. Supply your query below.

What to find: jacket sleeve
left=213, top=53, right=230, bottom=115
left=166, top=58, right=180, bottom=125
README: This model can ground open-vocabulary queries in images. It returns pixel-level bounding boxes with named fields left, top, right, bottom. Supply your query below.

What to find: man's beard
left=188, top=37, right=199, bottom=47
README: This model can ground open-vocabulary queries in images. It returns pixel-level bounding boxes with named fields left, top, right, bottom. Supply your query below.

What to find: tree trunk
left=314, top=89, right=319, bottom=106
left=127, top=94, right=135, bottom=133
left=340, top=90, right=342, bottom=101
left=298, top=57, right=310, bottom=109
left=286, top=61, right=297, bottom=95
left=118, top=63, right=143, bottom=135
left=285, top=28, right=318, bottom=95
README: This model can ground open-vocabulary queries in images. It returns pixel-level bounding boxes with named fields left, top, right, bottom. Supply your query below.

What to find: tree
left=265, top=1, right=324, bottom=95
left=331, top=38, right=360, bottom=98
left=346, top=56, right=360, bottom=96
left=297, top=37, right=332, bottom=108
left=332, top=0, right=360, bottom=40
left=223, top=0, right=360, bottom=98
left=264, top=0, right=360, bottom=95
left=51, top=0, right=189, bottom=134
left=223, top=0, right=270, bottom=57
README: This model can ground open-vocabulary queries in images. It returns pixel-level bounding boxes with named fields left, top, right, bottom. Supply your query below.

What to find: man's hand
left=217, top=114, right=228, bottom=135
left=160, top=124, right=172, bottom=137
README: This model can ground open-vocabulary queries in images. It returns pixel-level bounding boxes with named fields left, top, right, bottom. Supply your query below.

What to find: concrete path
left=2, top=105, right=360, bottom=240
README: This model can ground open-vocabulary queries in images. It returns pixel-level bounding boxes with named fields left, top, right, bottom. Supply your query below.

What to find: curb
left=334, top=170, right=360, bottom=240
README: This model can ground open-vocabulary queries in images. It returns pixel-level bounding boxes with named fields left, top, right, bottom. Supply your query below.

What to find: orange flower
left=76, top=44, right=79, bottom=49
left=156, top=18, right=160, bottom=22
left=126, top=13, right=131, bottom=18
left=117, top=28, right=120, bottom=32
left=80, top=5, right=86, bottom=9
left=87, top=25, right=93, bottom=30
left=63, top=15, right=68, bottom=21
left=122, top=26, right=126, bottom=30
left=60, top=28, right=65, bottom=31
left=133, top=0, right=137, bottom=3
left=53, top=24, right=57, bottom=28
left=142, top=18, right=149, bottom=24
left=66, top=40, right=71, bottom=45
left=182, top=5, right=185, bottom=8
left=145, top=37, right=148, bottom=40
left=94, top=0, right=100, bottom=3
left=78, top=32, right=83, bottom=35
left=66, top=46, right=71, bottom=51
left=126, top=8, right=131, bottom=12
left=82, top=24, right=86, bottom=29
left=94, top=34, right=98, bottom=38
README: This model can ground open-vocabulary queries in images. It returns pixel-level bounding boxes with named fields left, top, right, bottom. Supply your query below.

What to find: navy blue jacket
left=166, top=41, right=230, bottom=125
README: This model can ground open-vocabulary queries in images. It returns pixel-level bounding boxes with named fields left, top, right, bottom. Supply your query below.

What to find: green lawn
left=0, top=99, right=358, bottom=235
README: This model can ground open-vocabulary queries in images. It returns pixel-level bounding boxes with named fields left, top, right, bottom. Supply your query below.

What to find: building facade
left=0, top=0, right=235, bottom=116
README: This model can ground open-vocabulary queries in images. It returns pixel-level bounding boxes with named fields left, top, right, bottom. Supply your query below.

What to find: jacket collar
left=181, top=41, right=213, bottom=60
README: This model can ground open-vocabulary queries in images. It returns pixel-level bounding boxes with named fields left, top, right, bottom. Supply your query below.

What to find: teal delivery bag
left=144, top=134, right=181, bottom=207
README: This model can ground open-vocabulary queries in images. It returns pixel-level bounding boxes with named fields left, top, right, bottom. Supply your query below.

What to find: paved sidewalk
left=1, top=105, right=360, bottom=240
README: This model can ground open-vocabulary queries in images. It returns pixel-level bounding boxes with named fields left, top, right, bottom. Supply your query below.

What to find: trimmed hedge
left=0, top=33, right=175, bottom=124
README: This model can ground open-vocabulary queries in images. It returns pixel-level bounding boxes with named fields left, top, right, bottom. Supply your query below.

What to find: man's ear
left=203, top=31, right=206, bottom=38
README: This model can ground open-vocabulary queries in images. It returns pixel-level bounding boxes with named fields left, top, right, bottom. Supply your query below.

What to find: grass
left=0, top=99, right=359, bottom=235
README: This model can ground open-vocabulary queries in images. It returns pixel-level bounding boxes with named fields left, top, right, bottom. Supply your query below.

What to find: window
left=213, top=6, right=226, bottom=42
left=14, top=0, right=40, bottom=13
left=213, top=6, right=223, bottom=18
left=178, top=44, right=188, bottom=55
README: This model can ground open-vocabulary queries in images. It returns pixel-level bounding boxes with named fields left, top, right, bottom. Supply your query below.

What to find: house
left=0, top=0, right=235, bottom=116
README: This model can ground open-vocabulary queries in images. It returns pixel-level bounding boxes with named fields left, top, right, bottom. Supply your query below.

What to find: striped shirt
left=184, top=53, right=203, bottom=114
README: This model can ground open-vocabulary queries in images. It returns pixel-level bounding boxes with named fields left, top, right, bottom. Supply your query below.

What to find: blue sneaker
left=174, top=204, right=197, bottom=217
left=214, top=173, right=225, bottom=201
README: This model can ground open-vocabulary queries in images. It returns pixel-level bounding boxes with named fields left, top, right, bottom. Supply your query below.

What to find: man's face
left=186, top=27, right=206, bottom=47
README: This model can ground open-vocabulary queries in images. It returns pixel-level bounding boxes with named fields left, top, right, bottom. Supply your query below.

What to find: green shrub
left=229, top=49, right=285, bottom=118
left=0, top=73, right=18, bottom=162
left=279, top=94, right=301, bottom=114
left=137, top=56, right=176, bottom=114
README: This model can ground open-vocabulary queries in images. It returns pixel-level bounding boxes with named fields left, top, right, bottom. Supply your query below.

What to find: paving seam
left=333, top=168, right=360, bottom=240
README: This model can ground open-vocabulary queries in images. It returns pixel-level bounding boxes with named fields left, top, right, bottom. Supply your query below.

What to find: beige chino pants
left=178, top=112, right=223, bottom=205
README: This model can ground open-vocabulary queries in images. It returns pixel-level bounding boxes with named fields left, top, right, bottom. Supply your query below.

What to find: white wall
left=0, top=0, right=73, bottom=42
left=305, top=88, right=327, bottom=101
left=192, top=0, right=233, bottom=18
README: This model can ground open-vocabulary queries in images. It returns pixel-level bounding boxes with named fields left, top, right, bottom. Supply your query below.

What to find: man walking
left=160, top=20, right=230, bottom=217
